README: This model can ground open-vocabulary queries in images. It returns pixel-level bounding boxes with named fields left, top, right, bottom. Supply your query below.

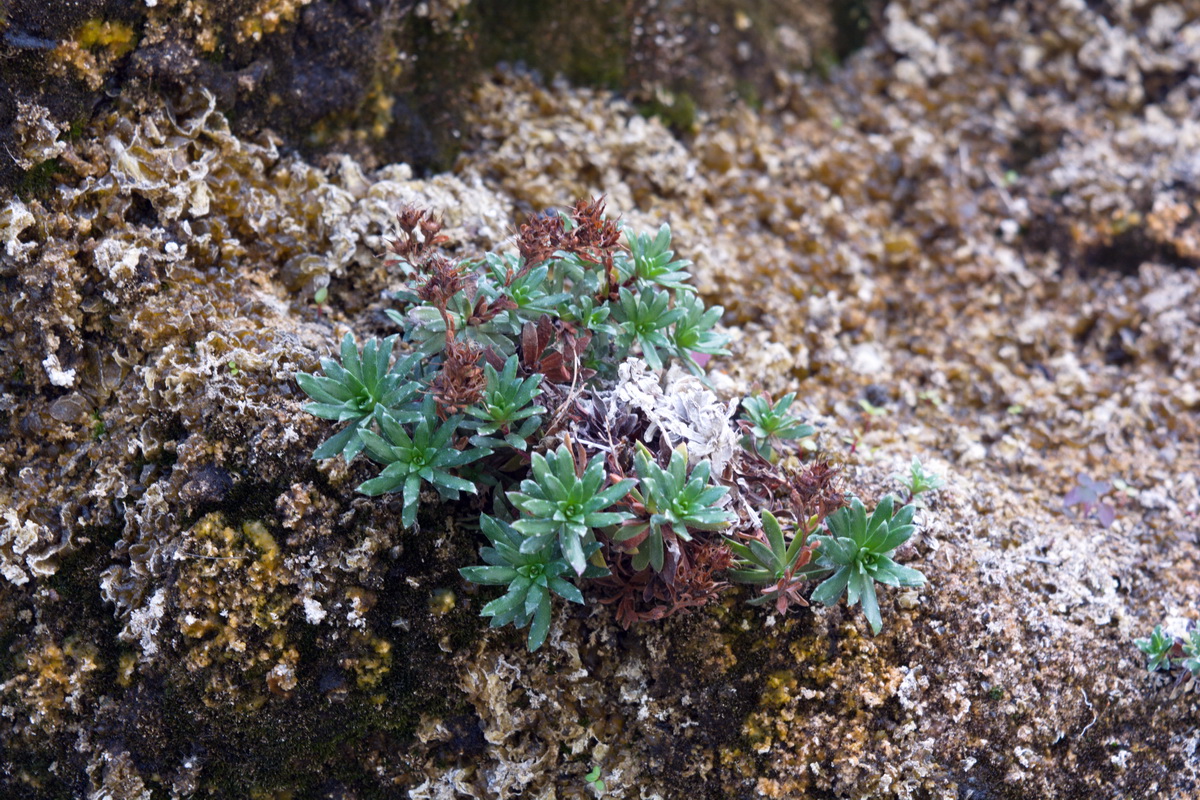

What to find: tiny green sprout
left=1006, top=404, right=1024, bottom=415
left=624, top=223, right=694, bottom=293
left=506, top=445, right=635, bottom=576
left=460, top=515, right=603, bottom=651
left=810, top=495, right=927, bottom=635
left=1182, top=629, right=1200, bottom=677
left=1135, top=625, right=1176, bottom=672
left=466, top=354, right=546, bottom=450
left=228, top=360, right=240, bottom=376
left=1137, top=623, right=1176, bottom=671
left=612, top=443, right=734, bottom=573
left=894, top=457, right=945, bottom=504
left=584, top=764, right=607, bottom=795
left=738, top=391, right=814, bottom=462
left=357, top=397, right=491, bottom=528
left=313, top=286, right=329, bottom=305
left=613, top=287, right=685, bottom=370
left=296, top=332, right=423, bottom=462
left=858, top=398, right=887, bottom=417
left=1111, top=478, right=1138, bottom=499
left=918, top=390, right=944, bottom=408
left=727, top=510, right=824, bottom=614
left=91, top=410, right=107, bottom=440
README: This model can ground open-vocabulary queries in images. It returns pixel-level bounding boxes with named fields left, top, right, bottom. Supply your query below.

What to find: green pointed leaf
left=313, top=423, right=363, bottom=461
left=527, top=594, right=552, bottom=651
left=810, top=567, right=851, bottom=606
left=459, top=566, right=518, bottom=585
left=860, top=578, right=882, bottom=634
left=548, top=576, right=584, bottom=605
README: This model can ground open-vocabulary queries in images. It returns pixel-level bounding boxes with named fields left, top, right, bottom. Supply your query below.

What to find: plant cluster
left=1135, top=623, right=1200, bottom=689
left=297, top=199, right=931, bottom=649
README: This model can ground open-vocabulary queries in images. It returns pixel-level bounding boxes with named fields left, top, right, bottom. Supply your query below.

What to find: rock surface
left=2, top=1, right=1199, bottom=798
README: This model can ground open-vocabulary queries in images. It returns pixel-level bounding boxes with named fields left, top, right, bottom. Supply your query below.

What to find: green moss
left=15, top=159, right=67, bottom=201
left=637, top=91, right=698, bottom=134
left=735, top=80, right=762, bottom=111
left=469, top=0, right=629, bottom=90
left=90, top=411, right=107, bottom=440
left=832, top=0, right=877, bottom=60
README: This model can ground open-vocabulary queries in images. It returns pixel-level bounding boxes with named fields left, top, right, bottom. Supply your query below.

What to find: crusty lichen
left=4, top=0, right=1200, bottom=796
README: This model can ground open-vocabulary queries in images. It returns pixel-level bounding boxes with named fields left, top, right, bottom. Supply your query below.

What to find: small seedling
left=917, top=390, right=944, bottom=408
left=894, top=457, right=945, bottom=505
left=1063, top=473, right=1116, bottom=528
left=1111, top=478, right=1138, bottom=499
left=1135, top=625, right=1176, bottom=672
left=1134, top=623, right=1200, bottom=686
left=1182, top=629, right=1200, bottom=677
left=857, top=398, right=887, bottom=418
left=584, top=765, right=607, bottom=796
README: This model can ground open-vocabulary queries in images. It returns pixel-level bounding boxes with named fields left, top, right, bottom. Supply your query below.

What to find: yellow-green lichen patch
left=173, top=513, right=295, bottom=708
left=235, top=0, right=313, bottom=43
left=0, top=634, right=102, bottom=733
left=76, top=19, right=137, bottom=57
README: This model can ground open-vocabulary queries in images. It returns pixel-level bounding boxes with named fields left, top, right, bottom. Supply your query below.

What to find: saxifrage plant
left=465, top=354, right=546, bottom=451
left=459, top=514, right=605, bottom=651
left=296, top=332, right=421, bottom=461
left=738, top=391, right=814, bottom=462
left=727, top=510, right=823, bottom=614
left=894, top=457, right=945, bottom=505
left=506, top=444, right=634, bottom=576
left=357, top=396, right=491, bottom=527
left=1135, top=622, right=1200, bottom=686
left=611, top=443, right=735, bottom=573
left=809, top=495, right=927, bottom=634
